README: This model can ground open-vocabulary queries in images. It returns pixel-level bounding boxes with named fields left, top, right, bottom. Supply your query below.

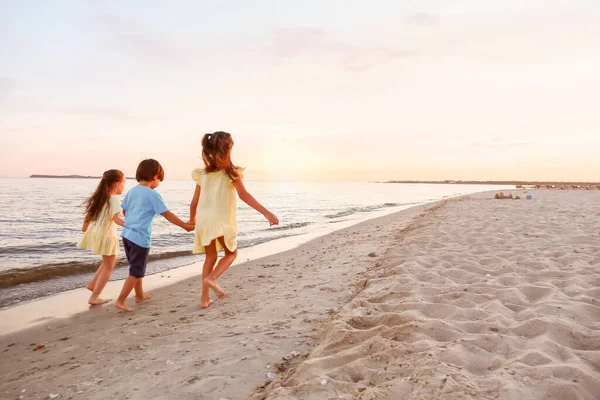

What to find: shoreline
left=0, top=201, right=415, bottom=293
left=0, top=201, right=429, bottom=336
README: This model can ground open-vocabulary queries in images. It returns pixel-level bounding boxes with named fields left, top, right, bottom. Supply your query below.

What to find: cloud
left=405, top=13, right=440, bottom=26
left=5, top=100, right=164, bottom=123
left=56, top=104, right=136, bottom=120
left=1, top=95, right=146, bottom=122
left=0, top=125, right=45, bottom=134
left=342, top=48, right=418, bottom=72
left=94, top=16, right=417, bottom=72
left=0, top=78, right=20, bottom=106
left=0, top=75, right=162, bottom=122
left=472, top=140, right=536, bottom=149
left=271, top=27, right=417, bottom=72
left=54, top=103, right=173, bottom=123
left=271, top=27, right=329, bottom=58
left=0, top=77, right=19, bottom=91
left=94, top=14, right=195, bottom=63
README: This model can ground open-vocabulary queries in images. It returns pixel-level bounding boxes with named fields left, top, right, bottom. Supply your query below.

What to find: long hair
left=83, top=169, right=124, bottom=222
left=201, top=131, right=239, bottom=180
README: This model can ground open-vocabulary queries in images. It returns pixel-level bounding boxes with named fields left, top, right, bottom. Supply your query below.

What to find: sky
left=1, top=0, right=599, bottom=182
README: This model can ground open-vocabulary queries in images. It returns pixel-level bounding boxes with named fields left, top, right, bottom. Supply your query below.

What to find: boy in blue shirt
left=115, top=159, right=194, bottom=312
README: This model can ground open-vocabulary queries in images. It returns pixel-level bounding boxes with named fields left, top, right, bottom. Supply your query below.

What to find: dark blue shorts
left=123, top=237, right=150, bottom=278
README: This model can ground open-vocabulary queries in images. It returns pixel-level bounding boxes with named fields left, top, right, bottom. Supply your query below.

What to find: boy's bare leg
left=88, top=255, right=116, bottom=305
left=203, top=237, right=237, bottom=300
left=201, top=241, right=218, bottom=308
left=115, top=276, right=138, bottom=312
left=86, top=262, right=104, bottom=291
left=134, top=277, right=153, bottom=303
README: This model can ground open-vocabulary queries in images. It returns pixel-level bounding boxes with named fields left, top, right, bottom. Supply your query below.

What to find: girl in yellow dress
left=78, top=169, right=126, bottom=305
left=189, top=131, right=279, bottom=308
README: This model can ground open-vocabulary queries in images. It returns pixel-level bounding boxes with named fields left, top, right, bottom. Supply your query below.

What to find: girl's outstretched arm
left=233, top=178, right=279, bottom=226
left=189, top=185, right=200, bottom=224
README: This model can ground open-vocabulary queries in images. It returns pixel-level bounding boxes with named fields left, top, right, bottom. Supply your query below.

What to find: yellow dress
left=77, top=196, right=121, bottom=256
left=192, top=167, right=244, bottom=253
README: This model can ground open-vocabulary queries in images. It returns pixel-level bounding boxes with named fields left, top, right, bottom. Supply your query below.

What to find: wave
left=0, top=241, right=77, bottom=255
left=324, top=202, right=403, bottom=219
left=0, top=202, right=413, bottom=292
left=266, top=222, right=312, bottom=232
left=237, top=232, right=300, bottom=248
left=0, top=231, right=303, bottom=289
left=0, top=250, right=194, bottom=289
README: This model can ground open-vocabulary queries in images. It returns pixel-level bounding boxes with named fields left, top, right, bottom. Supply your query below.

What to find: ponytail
left=201, top=131, right=239, bottom=180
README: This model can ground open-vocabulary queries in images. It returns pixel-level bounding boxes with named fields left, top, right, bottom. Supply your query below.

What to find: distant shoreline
left=25, top=176, right=600, bottom=186
left=29, top=175, right=135, bottom=179
left=382, top=180, right=600, bottom=186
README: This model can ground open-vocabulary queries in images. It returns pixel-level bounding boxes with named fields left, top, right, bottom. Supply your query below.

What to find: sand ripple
left=258, top=191, right=600, bottom=400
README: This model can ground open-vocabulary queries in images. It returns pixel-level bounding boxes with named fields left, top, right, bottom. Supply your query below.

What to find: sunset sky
left=1, top=1, right=599, bottom=182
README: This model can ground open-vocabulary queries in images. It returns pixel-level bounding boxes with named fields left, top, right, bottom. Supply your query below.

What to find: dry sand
left=1, top=190, right=599, bottom=400
left=258, top=190, right=600, bottom=400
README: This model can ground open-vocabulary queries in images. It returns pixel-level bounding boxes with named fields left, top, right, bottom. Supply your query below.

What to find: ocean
left=0, top=178, right=511, bottom=308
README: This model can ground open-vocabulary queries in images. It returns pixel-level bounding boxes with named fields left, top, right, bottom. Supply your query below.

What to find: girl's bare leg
left=88, top=255, right=117, bottom=305
left=86, top=262, right=104, bottom=291
left=203, top=237, right=238, bottom=300
left=201, top=240, right=218, bottom=308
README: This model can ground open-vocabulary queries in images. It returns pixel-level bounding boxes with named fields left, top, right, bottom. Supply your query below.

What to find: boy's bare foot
left=135, top=293, right=154, bottom=304
left=115, top=301, right=134, bottom=312
left=86, top=283, right=94, bottom=292
left=204, top=278, right=226, bottom=299
left=200, top=299, right=214, bottom=309
left=88, top=297, right=111, bottom=305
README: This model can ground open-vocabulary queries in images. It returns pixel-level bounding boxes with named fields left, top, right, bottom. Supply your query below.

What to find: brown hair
left=201, top=131, right=239, bottom=180
left=84, top=169, right=124, bottom=222
left=136, top=159, right=164, bottom=182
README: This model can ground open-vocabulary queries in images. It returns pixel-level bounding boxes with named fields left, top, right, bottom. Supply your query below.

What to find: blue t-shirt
left=121, top=185, right=169, bottom=248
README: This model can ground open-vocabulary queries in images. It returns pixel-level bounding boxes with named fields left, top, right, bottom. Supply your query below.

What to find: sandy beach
left=2, top=190, right=600, bottom=399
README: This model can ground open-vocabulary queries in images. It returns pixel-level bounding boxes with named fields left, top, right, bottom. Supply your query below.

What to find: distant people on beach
left=189, top=131, right=279, bottom=308
left=114, top=159, right=194, bottom=312
left=78, top=169, right=126, bottom=305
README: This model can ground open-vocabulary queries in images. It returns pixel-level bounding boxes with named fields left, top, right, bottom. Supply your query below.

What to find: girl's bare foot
left=115, top=301, right=134, bottom=312
left=200, top=299, right=214, bottom=309
left=135, top=293, right=154, bottom=304
left=86, top=283, right=94, bottom=292
left=204, top=278, right=226, bottom=299
left=88, top=297, right=111, bottom=305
